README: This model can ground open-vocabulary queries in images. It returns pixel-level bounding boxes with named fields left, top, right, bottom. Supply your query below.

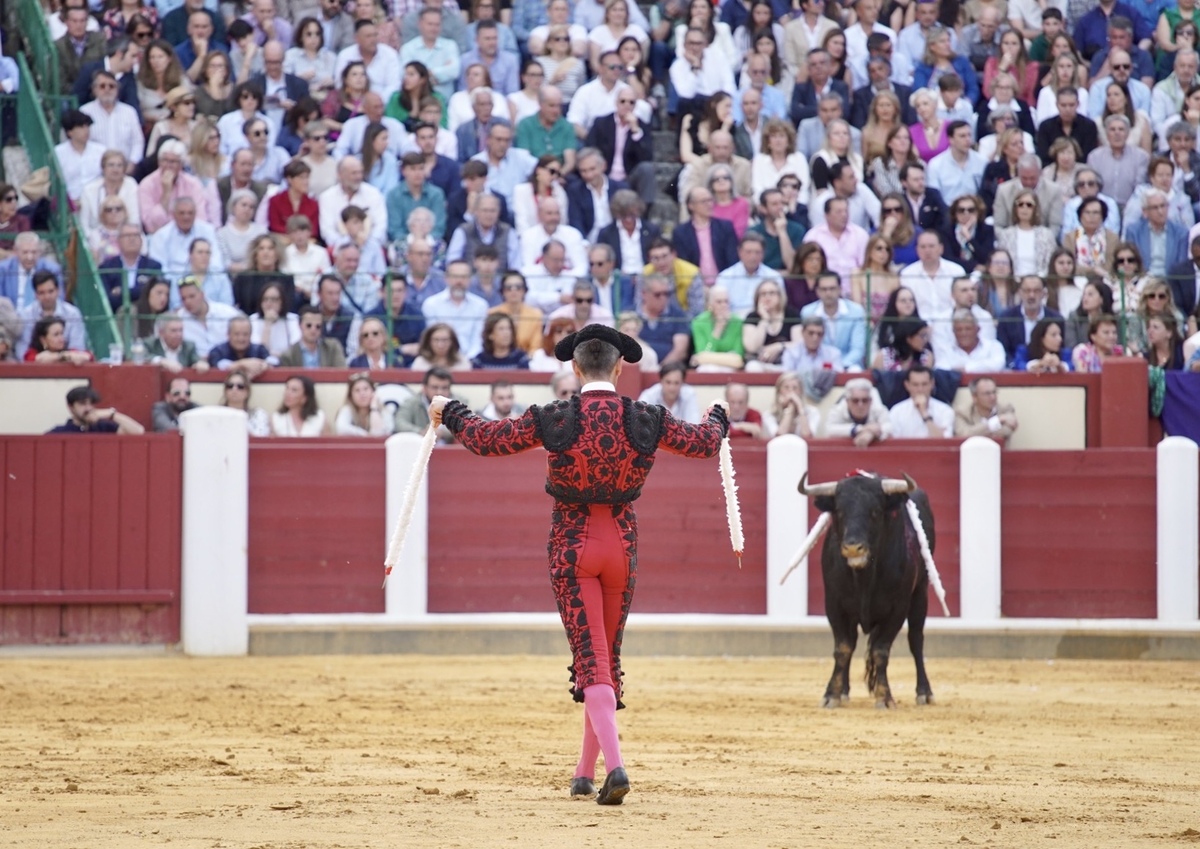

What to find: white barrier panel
left=766, top=435, right=809, bottom=622
left=385, top=433, right=430, bottom=619
left=179, top=407, right=248, bottom=655
left=959, top=436, right=1002, bottom=620
left=1157, top=436, right=1199, bottom=622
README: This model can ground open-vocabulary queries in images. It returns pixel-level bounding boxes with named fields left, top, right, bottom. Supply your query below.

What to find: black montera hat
left=554, top=324, right=643, bottom=364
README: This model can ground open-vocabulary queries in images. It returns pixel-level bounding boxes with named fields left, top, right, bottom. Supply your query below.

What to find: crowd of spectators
left=6, top=0, right=1200, bottom=438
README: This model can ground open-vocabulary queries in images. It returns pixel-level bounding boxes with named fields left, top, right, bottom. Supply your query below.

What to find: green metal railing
left=11, top=0, right=61, bottom=98
left=12, top=54, right=120, bottom=357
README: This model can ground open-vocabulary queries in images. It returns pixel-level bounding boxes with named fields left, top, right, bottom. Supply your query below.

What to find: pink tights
left=574, top=684, right=623, bottom=779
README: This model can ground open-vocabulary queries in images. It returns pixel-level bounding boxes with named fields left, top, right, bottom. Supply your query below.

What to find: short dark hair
left=460, top=159, right=488, bottom=179
left=1042, top=7, right=1062, bottom=20
left=905, top=363, right=933, bottom=382
left=355, top=17, right=376, bottom=31
left=424, top=366, right=453, bottom=385
left=823, top=195, right=848, bottom=215
left=61, top=109, right=93, bottom=132
left=475, top=18, right=498, bottom=32
left=947, top=119, right=970, bottom=137
left=474, top=244, right=499, bottom=261
left=1080, top=196, right=1109, bottom=219
left=401, top=152, right=425, bottom=169
left=659, top=361, right=687, bottom=380
left=298, top=303, right=322, bottom=319
left=647, top=237, right=674, bottom=254
left=574, top=338, right=620, bottom=377
left=283, top=159, right=311, bottom=180
left=899, top=162, right=925, bottom=182
left=66, top=386, right=100, bottom=406
left=32, top=270, right=60, bottom=291
left=937, top=73, right=963, bottom=92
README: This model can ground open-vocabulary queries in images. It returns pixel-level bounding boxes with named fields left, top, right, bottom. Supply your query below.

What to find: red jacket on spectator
left=267, top=191, right=320, bottom=239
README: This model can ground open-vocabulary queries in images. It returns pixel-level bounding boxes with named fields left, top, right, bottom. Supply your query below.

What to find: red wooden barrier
left=426, top=445, right=768, bottom=614
left=805, top=443, right=963, bottom=617
left=0, top=435, right=181, bottom=643
left=247, top=439, right=387, bottom=614
left=1000, top=450, right=1157, bottom=618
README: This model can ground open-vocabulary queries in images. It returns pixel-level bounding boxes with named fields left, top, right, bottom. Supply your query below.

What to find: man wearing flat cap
left=428, top=324, right=729, bottom=808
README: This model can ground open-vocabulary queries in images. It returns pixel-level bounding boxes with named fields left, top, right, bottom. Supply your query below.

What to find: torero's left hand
left=429, top=395, right=449, bottom=428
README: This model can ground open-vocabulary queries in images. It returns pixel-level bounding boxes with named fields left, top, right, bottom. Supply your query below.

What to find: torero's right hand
left=429, top=395, right=449, bottom=428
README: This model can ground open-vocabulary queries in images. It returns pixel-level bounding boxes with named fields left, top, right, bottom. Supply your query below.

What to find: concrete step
left=653, top=128, right=679, bottom=162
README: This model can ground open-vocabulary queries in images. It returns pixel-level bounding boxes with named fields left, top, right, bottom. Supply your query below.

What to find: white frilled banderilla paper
left=719, top=437, right=744, bottom=566
left=382, top=426, right=438, bottom=588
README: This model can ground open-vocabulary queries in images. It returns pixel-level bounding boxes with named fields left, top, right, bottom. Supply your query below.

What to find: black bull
left=800, top=473, right=936, bottom=709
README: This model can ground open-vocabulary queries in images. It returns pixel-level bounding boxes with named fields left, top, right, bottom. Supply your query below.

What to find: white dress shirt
left=80, top=101, right=144, bottom=165
left=936, top=337, right=1007, bottom=372
left=614, top=221, right=644, bottom=276
left=519, top=223, right=588, bottom=273
left=715, top=262, right=784, bottom=316
left=889, top=396, right=956, bottom=438
left=333, top=114, right=410, bottom=159
left=79, top=176, right=141, bottom=232
left=637, top=382, right=700, bottom=423
left=215, top=109, right=276, bottom=157
left=421, top=289, right=492, bottom=358
left=179, top=301, right=243, bottom=358
left=54, top=140, right=106, bottom=203
left=318, top=181, right=388, bottom=247
left=521, top=267, right=580, bottom=313
left=899, top=259, right=967, bottom=318
left=931, top=304, right=996, bottom=362
left=668, top=47, right=735, bottom=100
left=565, top=78, right=651, bottom=133
left=334, top=43, right=403, bottom=104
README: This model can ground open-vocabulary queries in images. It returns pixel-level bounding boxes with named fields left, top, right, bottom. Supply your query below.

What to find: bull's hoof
left=874, top=697, right=897, bottom=710
left=840, top=694, right=851, bottom=705
left=821, top=695, right=843, bottom=709
left=916, top=693, right=934, bottom=706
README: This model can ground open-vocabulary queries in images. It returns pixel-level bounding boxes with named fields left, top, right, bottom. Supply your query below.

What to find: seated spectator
left=335, top=372, right=391, bottom=435
left=851, top=236, right=902, bottom=323
left=515, top=85, right=577, bottom=174
left=529, top=316, right=576, bottom=371
left=644, top=237, right=703, bottom=318
left=277, top=304, right=348, bottom=367
left=636, top=274, right=691, bottom=364
left=219, top=189, right=269, bottom=274
left=319, top=155, right=388, bottom=249
left=208, top=314, right=275, bottom=372
left=347, top=315, right=395, bottom=368
left=725, top=381, right=772, bottom=440
left=583, top=241, right=637, bottom=317
left=248, top=281, right=300, bottom=357
left=875, top=285, right=921, bottom=353
left=522, top=239, right=581, bottom=314
left=889, top=364, right=954, bottom=438
left=583, top=87, right=656, bottom=210
left=0, top=233, right=61, bottom=314
left=121, top=279, right=173, bottom=346
left=421, top=260, right=490, bottom=359
left=277, top=97, right=323, bottom=157
left=637, top=361, right=700, bottom=422
left=144, top=312, right=209, bottom=372
left=974, top=247, right=1017, bottom=315
left=801, top=196, right=869, bottom=291
left=872, top=316, right=934, bottom=371
left=285, top=18, right=339, bottom=102
left=15, top=271, right=86, bottom=360
left=0, top=183, right=33, bottom=261
left=770, top=371, right=821, bottom=439
left=81, top=71, right=144, bottom=172
left=942, top=194, right=993, bottom=280
left=678, top=126, right=754, bottom=211
left=936, top=308, right=1007, bottom=372
left=86, top=197, right=132, bottom=265
left=54, top=110, right=105, bottom=206
left=471, top=312, right=531, bottom=368
left=608, top=312, right=655, bottom=372
left=743, top=278, right=802, bottom=372
left=997, top=275, right=1065, bottom=363
left=672, top=187, right=739, bottom=286
left=140, top=140, right=221, bottom=234
left=752, top=118, right=811, bottom=207
left=1124, top=188, right=1189, bottom=279
left=280, top=216, right=330, bottom=304
left=217, top=149, right=268, bottom=222
left=170, top=237, right=235, bottom=310
left=707, top=165, right=751, bottom=240
left=57, top=5, right=106, bottom=93
left=1143, top=313, right=1188, bottom=370
left=476, top=380, right=526, bottom=421
left=1085, top=114, right=1149, bottom=212
left=272, top=374, right=327, bottom=436
left=900, top=229, right=966, bottom=318
left=566, top=147, right=626, bottom=243
left=267, top=160, right=321, bottom=239
left=690, top=285, right=745, bottom=371
left=876, top=191, right=921, bottom=267
left=24, top=316, right=93, bottom=364
left=361, top=122, right=400, bottom=194
left=152, top=377, right=200, bottom=432
left=219, top=368, right=272, bottom=436
left=240, top=116, right=289, bottom=184
left=996, top=188, right=1057, bottom=277
left=824, top=377, right=892, bottom=444
left=908, top=88, right=950, bottom=164
left=446, top=189, right=520, bottom=273
left=490, top=270, right=545, bottom=354
left=234, top=234, right=295, bottom=315
left=955, top=376, right=1020, bottom=442
left=194, top=51, right=236, bottom=119
left=411, top=321, right=472, bottom=371
left=147, top=86, right=199, bottom=158
left=931, top=275, right=997, bottom=360
left=178, top=276, right=243, bottom=358
left=1071, top=314, right=1125, bottom=372
left=395, top=367, right=460, bottom=442
left=519, top=196, right=587, bottom=275
left=546, top=279, right=615, bottom=330
left=800, top=271, right=868, bottom=369
left=1127, top=277, right=1187, bottom=354
left=782, top=315, right=844, bottom=373
left=45, top=386, right=144, bottom=435
left=715, top=232, right=784, bottom=317
left=1015, top=317, right=1074, bottom=373
left=386, top=152, right=448, bottom=243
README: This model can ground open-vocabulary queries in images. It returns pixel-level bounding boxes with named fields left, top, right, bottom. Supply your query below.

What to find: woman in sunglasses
left=217, top=82, right=272, bottom=157
left=86, top=197, right=129, bottom=264
left=996, top=188, right=1056, bottom=277
left=1126, top=277, right=1187, bottom=354
left=1063, top=275, right=1115, bottom=350
left=147, top=87, right=198, bottom=155
left=1155, top=11, right=1200, bottom=75
left=220, top=369, right=271, bottom=437
left=349, top=316, right=395, bottom=370
left=0, top=182, right=32, bottom=261
left=942, top=194, right=994, bottom=274
left=106, top=3, right=156, bottom=43
left=876, top=192, right=920, bottom=267
left=513, top=154, right=567, bottom=234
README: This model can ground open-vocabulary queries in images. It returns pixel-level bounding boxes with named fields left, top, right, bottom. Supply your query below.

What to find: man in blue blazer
left=0, top=233, right=62, bottom=311
left=670, top=187, right=738, bottom=274
left=249, top=42, right=311, bottom=115
left=98, top=226, right=165, bottom=310
left=996, top=275, right=1064, bottom=364
left=596, top=199, right=663, bottom=274
left=789, top=49, right=852, bottom=125
left=1167, top=235, right=1200, bottom=318
left=565, top=149, right=629, bottom=241
left=1124, top=191, right=1189, bottom=279
left=799, top=271, right=868, bottom=368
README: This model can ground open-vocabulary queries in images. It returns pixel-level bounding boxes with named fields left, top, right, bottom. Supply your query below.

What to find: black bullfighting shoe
left=570, top=777, right=596, bottom=798
left=596, top=767, right=629, bottom=805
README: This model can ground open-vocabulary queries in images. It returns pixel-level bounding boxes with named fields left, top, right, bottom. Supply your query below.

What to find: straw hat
left=165, top=86, right=195, bottom=110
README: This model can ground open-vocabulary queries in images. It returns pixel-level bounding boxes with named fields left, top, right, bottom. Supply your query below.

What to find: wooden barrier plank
left=116, top=439, right=151, bottom=590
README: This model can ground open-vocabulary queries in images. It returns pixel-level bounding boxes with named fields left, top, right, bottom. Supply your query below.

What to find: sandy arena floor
left=0, top=654, right=1198, bottom=848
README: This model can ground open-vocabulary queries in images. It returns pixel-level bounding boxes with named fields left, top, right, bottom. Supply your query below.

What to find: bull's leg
left=908, top=585, right=933, bottom=705
left=823, top=607, right=857, bottom=709
left=866, top=612, right=907, bottom=709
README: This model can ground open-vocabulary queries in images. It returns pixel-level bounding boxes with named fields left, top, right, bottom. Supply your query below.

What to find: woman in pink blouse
left=908, top=88, right=949, bottom=163
left=708, top=165, right=749, bottom=238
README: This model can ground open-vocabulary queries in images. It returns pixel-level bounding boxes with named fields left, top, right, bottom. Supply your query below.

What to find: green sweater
left=691, top=311, right=745, bottom=357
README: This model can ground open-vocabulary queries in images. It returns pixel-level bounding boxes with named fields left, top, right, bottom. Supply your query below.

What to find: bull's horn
left=880, top=474, right=917, bottom=494
left=798, top=472, right=838, bottom=497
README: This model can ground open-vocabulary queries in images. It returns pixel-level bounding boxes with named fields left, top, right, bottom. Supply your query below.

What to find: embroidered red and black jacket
left=441, top=390, right=729, bottom=504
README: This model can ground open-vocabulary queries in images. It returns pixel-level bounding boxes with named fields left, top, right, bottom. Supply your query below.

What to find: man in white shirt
left=519, top=197, right=588, bottom=273
left=715, top=232, right=783, bottom=316
left=936, top=308, right=1007, bottom=372
left=420, top=259, right=490, bottom=358
left=148, top=197, right=226, bottom=279
left=335, top=19, right=403, bottom=103
left=54, top=110, right=106, bottom=205
left=845, top=0, right=896, bottom=75
left=80, top=71, right=144, bottom=168
left=889, top=364, right=955, bottom=438
left=397, top=9, right=462, bottom=100
left=899, top=230, right=966, bottom=318
left=669, top=28, right=735, bottom=109
left=333, top=92, right=408, bottom=159
left=931, top=275, right=996, bottom=359
left=522, top=239, right=580, bottom=313
left=809, top=161, right=882, bottom=231
left=281, top=216, right=331, bottom=303
left=318, top=156, right=388, bottom=247
left=177, top=277, right=243, bottom=358
left=566, top=49, right=651, bottom=138
left=927, top=120, right=985, bottom=206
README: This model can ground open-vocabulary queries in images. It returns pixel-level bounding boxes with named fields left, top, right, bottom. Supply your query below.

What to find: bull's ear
left=813, top=495, right=836, bottom=513
left=884, top=493, right=909, bottom=511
